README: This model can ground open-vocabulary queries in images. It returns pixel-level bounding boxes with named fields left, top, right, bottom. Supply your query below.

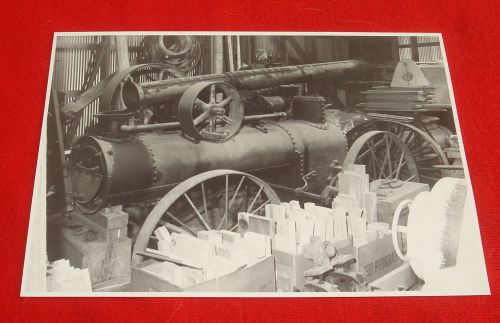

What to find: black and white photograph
left=21, top=32, right=489, bottom=295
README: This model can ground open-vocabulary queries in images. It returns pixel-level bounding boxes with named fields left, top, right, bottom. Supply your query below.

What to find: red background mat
left=1, top=0, right=499, bottom=321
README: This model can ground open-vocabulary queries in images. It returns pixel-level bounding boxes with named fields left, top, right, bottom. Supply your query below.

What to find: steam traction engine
left=64, top=59, right=450, bottom=267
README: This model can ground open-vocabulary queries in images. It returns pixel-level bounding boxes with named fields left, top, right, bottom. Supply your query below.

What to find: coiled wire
left=139, top=35, right=201, bottom=73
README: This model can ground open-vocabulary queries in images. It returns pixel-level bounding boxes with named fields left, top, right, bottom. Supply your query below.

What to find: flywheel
left=178, top=81, right=244, bottom=142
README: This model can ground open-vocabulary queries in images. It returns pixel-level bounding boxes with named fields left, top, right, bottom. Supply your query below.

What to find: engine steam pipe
left=119, top=112, right=287, bottom=133
left=122, top=60, right=369, bottom=109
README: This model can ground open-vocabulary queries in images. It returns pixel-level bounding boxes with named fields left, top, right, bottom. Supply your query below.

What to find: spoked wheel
left=132, top=170, right=280, bottom=264
left=178, top=81, right=244, bottom=142
left=344, top=130, right=420, bottom=182
left=374, top=121, right=449, bottom=185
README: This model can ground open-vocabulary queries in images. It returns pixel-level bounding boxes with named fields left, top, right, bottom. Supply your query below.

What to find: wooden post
left=391, top=37, right=401, bottom=65
left=209, top=36, right=215, bottom=74
left=115, top=35, right=130, bottom=71
left=279, top=37, right=288, bottom=65
left=410, top=36, right=420, bottom=62
left=101, top=36, right=112, bottom=78
left=227, top=36, right=234, bottom=72
left=114, top=35, right=129, bottom=110
left=214, top=35, right=224, bottom=73
left=236, top=36, right=241, bottom=71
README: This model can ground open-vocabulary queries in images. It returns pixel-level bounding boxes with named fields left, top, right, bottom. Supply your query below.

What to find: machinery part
left=132, top=169, right=280, bottom=264
left=304, top=258, right=366, bottom=292
left=139, top=35, right=201, bottom=73
left=302, top=237, right=338, bottom=266
left=178, top=82, right=244, bottom=142
left=158, top=68, right=185, bottom=80
left=93, top=111, right=134, bottom=139
left=303, top=280, right=340, bottom=292
left=122, top=60, right=370, bottom=109
left=375, top=121, right=449, bottom=185
left=391, top=178, right=468, bottom=281
left=292, top=96, right=326, bottom=124
left=419, top=116, right=453, bottom=149
left=322, top=271, right=366, bottom=292
left=391, top=199, right=412, bottom=261
left=64, top=64, right=183, bottom=148
left=118, top=112, right=286, bottom=134
left=69, top=119, right=347, bottom=213
left=157, top=35, right=193, bottom=57
left=103, top=64, right=183, bottom=112
left=253, top=95, right=287, bottom=113
left=344, top=131, right=420, bottom=182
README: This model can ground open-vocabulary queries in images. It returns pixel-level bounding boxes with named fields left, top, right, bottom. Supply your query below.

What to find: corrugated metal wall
left=54, top=35, right=211, bottom=139
left=398, top=36, right=442, bottom=62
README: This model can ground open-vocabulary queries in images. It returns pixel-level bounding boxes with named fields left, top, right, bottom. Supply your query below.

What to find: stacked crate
left=358, top=86, right=439, bottom=112
left=135, top=227, right=273, bottom=290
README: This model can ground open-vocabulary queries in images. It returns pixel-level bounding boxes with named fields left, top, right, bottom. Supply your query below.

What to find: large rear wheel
left=132, top=170, right=280, bottom=264
left=343, top=130, right=420, bottom=182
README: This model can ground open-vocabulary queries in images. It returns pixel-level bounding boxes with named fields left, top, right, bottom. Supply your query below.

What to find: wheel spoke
left=385, top=135, right=393, bottom=178
left=184, top=193, right=210, bottom=230
left=377, top=138, right=390, bottom=179
left=216, top=175, right=230, bottom=230
left=218, top=115, right=233, bottom=125
left=228, top=176, right=246, bottom=210
left=159, top=219, right=195, bottom=236
left=356, top=147, right=372, bottom=161
left=210, top=84, right=216, bottom=103
left=394, top=150, right=405, bottom=179
left=415, top=154, right=439, bottom=162
left=403, top=131, right=415, bottom=145
left=247, top=185, right=264, bottom=213
left=225, top=175, right=229, bottom=229
left=250, top=198, right=271, bottom=215
left=201, top=182, right=208, bottom=218
left=217, top=97, right=233, bottom=108
left=195, top=98, right=207, bottom=110
left=193, top=111, right=210, bottom=125
left=165, top=211, right=197, bottom=236
left=411, top=143, right=430, bottom=157
left=366, top=140, right=384, bottom=171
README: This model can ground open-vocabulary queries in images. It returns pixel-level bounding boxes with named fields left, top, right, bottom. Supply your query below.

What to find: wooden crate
left=354, top=234, right=403, bottom=283
left=273, top=236, right=353, bottom=292
left=131, top=256, right=276, bottom=292
left=57, top=222, right=131, bottom=286
left=372, top=181, right=429, bottom=224
left=273, top=250, right=314, bottom=292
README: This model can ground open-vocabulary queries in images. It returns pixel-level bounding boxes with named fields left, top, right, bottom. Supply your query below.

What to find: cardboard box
left=131, top=256, right=276, bottom=292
